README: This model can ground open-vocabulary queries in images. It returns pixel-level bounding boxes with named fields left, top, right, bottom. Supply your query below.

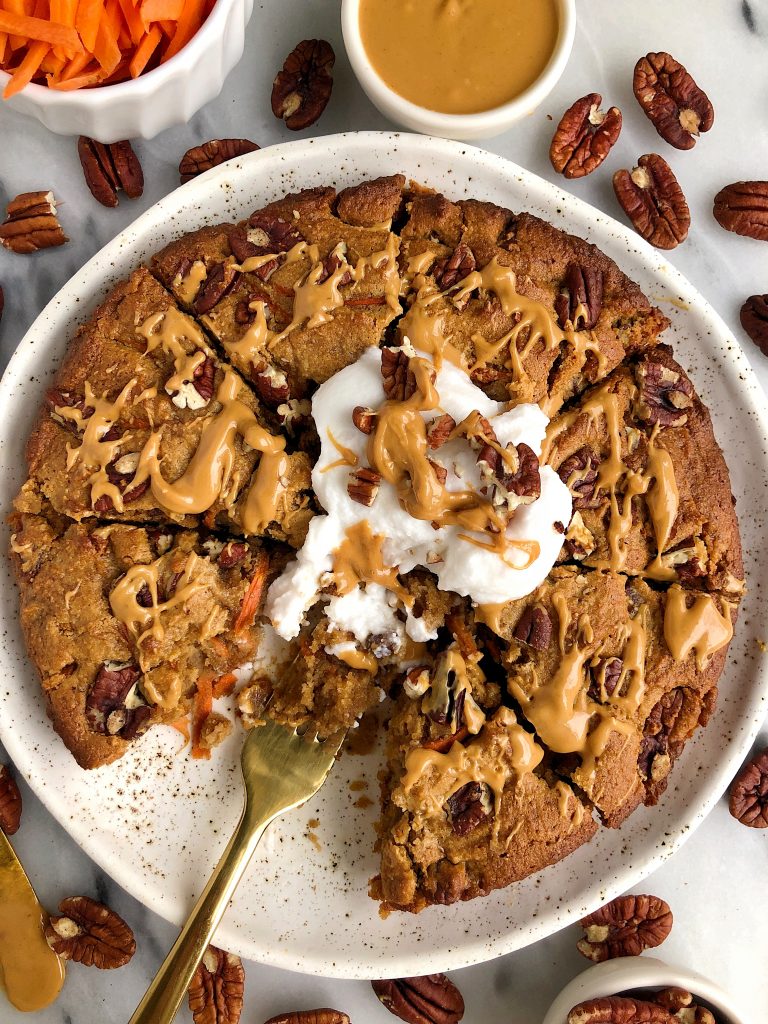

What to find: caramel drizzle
left=331, top=520, right=410, bottom=602
left=321, top=429, right=359, bottom=473
left=664, top=585, right=733, bottom=671
left=332, top=645, right=379, bottom=673
left=174, top=259, right=208, bottom=305
left=109, top=551, right=204, bottom=661
left=241, top=450, right=291, bottom=535
left=55, top=378, right=137, bottom=513
left=137, top=308, right=210, bottom=396
left=226, top=235, right=401, bottom=367
left=127, top=369, right=285, bottom=519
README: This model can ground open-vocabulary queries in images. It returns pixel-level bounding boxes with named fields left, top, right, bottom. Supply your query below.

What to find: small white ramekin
left=542, top=957, right=750, bottom=1024
left=341, top=0, right=575, bottom=141
left=0, top=0, right=254, bottom=142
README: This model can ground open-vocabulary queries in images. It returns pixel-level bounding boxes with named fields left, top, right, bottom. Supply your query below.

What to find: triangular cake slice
left=396, top=189, right=670, bottom=413
left=10, top=488, right=278, bottom=768
left=25, top=267, right=313, bottom=547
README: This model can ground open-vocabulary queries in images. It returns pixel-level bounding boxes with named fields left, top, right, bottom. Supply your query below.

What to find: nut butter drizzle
left=330, top=520, right=410, bottom=603
left=228, top=234, right=401, bottom=367
left=174, top=259, right=208, bottom=305
left=137, top=308, right=210, bottom=397
left=321, top=428, right=359, bottom=473
left=0, top=832, right=65, bottom=1012
left=398, top=707, right=543, bottom=821
left=400, top=255, right=606, bottom=396
left=663, top=585, right=733, bottom=671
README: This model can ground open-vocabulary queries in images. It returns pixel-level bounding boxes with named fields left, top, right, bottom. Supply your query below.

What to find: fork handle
left=127, top=802, right=271, bottom=1024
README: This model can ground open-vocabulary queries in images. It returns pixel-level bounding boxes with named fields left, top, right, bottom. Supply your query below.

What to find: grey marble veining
left=1, top=1, right=767, bottom=1021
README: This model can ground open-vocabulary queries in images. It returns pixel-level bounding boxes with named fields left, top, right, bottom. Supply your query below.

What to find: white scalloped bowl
left=542, top=958, right=749, bottom=1024
left=0, top=0, right=254, bottom=142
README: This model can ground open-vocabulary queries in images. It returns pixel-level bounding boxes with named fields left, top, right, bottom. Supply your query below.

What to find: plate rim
left=1, top=130, right=766, bottom=978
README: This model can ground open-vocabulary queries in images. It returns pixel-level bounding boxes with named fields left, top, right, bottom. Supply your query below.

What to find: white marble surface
left=0, top=1, right=767, bottom=1021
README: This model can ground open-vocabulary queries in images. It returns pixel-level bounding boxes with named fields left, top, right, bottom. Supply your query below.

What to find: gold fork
left=128, top=719, right=345, bottom=1024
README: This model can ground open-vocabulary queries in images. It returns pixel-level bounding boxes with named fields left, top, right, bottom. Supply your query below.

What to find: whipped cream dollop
left=265, top=344, right=572, bottom=646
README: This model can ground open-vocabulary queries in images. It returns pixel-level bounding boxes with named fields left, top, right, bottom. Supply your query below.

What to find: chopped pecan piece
left=477, top=441, right=541, bottom=512
left=550, top=93, right=623, bottom=178
left=45, top=895, right=136, bottom=968
left=252, top=363, right=290, bottom=407
left=713, top=181, right=768, bottom=241
left=218, top=541, right=248, bottom=569
left=577, top=894, right=673, bottom=962
left=740, top=293, right=768, bottom=355
left=93, top=455, right=151, bottom=512
left=236, top=676, right=273, bottom=730
left=635, top=356, right=694, bottom=427
left=85, top=662, right=150, bottom=741
left=588, top=657, right=623, bottom=702
left=445, top=781, right=492, bottom=837
left=555, top=263, right=604, bottom=331
left=352, top=405, right=378, bottom=434
left=729, top=747, right=768, bottom=828
left=78, top=137, right=144, bottom=207
left=194, top=262, right=241, bottom=315
left=381, top=347, right=417, bottom=401
left=187, top=944, right=245, bottom=1024
left=245, top=212, right=304, bottom=252
left=263, top=1012, right=350, bottom=1024
left=432, top=243, right=476, bottom=290
left=426, top=413, right=456, bottom=450
left=557, top=447, right=602, bottom=508
left=179, top=138, right=260, bottom=184
left=348, top=466, right=381, bottom=506
left=0, top=764, right=22, bottom=835
left=372, top=974, right=465, bottom=1024
left=193, top=356, right=216, bottom=404
left=512, top=605, right=552, bottom=650
left=271, top=39, right=335, bottom=131
left=567, top=996, right=673, bottom=1024
left=0, top=190, right=68, bottom=254
left=317, top=248, right=353, bottom=286
left=633, top=52, right=714, bottom=150
left=613, top=155, right=690, bottom=250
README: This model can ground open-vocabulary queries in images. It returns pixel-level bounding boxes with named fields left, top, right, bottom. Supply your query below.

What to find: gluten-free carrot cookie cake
left=9, top=175, right=743, bottom=913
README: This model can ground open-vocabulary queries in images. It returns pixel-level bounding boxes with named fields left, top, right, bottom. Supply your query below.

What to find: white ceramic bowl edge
left=0, top=0, right=254, bottom=142
left=341, top=0, right=576, bottom=140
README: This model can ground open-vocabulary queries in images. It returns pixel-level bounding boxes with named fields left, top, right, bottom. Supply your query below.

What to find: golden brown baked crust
left=9, top=177, right=743, bottom=916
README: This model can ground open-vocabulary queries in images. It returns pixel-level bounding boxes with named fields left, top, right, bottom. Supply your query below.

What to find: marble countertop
left=1, top=1, right=767, bottom=1021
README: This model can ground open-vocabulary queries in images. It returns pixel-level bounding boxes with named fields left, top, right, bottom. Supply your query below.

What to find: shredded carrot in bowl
left=0, top=0, right=216, bottom=98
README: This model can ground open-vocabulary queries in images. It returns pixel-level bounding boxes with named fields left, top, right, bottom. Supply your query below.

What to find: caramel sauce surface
left=360, top=0, right=559, bottom=115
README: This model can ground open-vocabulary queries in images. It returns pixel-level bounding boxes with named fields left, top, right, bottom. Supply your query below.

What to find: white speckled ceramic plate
left=1, top=133, right=766, bottom=979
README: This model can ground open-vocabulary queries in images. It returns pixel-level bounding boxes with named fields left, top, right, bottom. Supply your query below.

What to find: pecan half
left=348, top=466, right=381, bottom=506
left=85, top=662, right=150, bottom=741
left=729, top=747, right=768, bottom=828
left=557, top=447, right=602, bottom=508
left=713, top=181, right=768, bottom=241
left=352, top=405, right=378, bottom=434
left=179, top=139, right=260, bottom=184
left=550, top=93, right=623, bottom=178
left=372, top=974, right=465, bottom=1024
left=187, top=945, right=245, bottom=1024
left=512, top=605, right=552, bottom=650
left=634, top=356, right=694, bottom=427
left=740, top=293, right=768, bottom=355
left=193, top=356, right=216, bottom=403
left=194, top=262, right=241, bottom=315
left=263, top=1013, right=350, bottom=1024
left=45, top=895, right=136, bottom=968
left=477, top=441, right=541, bottom=512
left=634, top=52, right=713, bottom=151
left=433, top=243, right=476, bottom=290
left=381, top=347, right=417, bottom=401
left=426, top=413, right=456, bottom=450
left=577, top=894, right=673, bottom=962
left=567, top=996, right=673, bottom=1024
left=0, top=191, right=68, bottom=254
left=0, top=764, right=22, bottom=835
left=445, top=781, right=492, bottom=837
left=613, top=155, right=690, bottom=250
left=271, top=39, right=335, bottom=131
left=253, top=363, right=290, bottom=407
left=555, top=264, right=604, bottom=331
left=77, top=137, right=143, bottom=207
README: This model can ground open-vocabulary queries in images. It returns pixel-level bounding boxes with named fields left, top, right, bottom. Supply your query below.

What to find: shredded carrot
left=344, top=296, right=387, bottom=307
left=128, top=22, right=160, bottom=78
left=233, top=551, right=269, bottom=635
left=422, top=727, right=470, bottom=753
left=1, top=0, right=211, bottom=94
left=191, top=674, right=213, bottom=760
left=212, top=672, right=238, bottom=700
left=207, top=636, right=229, bottom=662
